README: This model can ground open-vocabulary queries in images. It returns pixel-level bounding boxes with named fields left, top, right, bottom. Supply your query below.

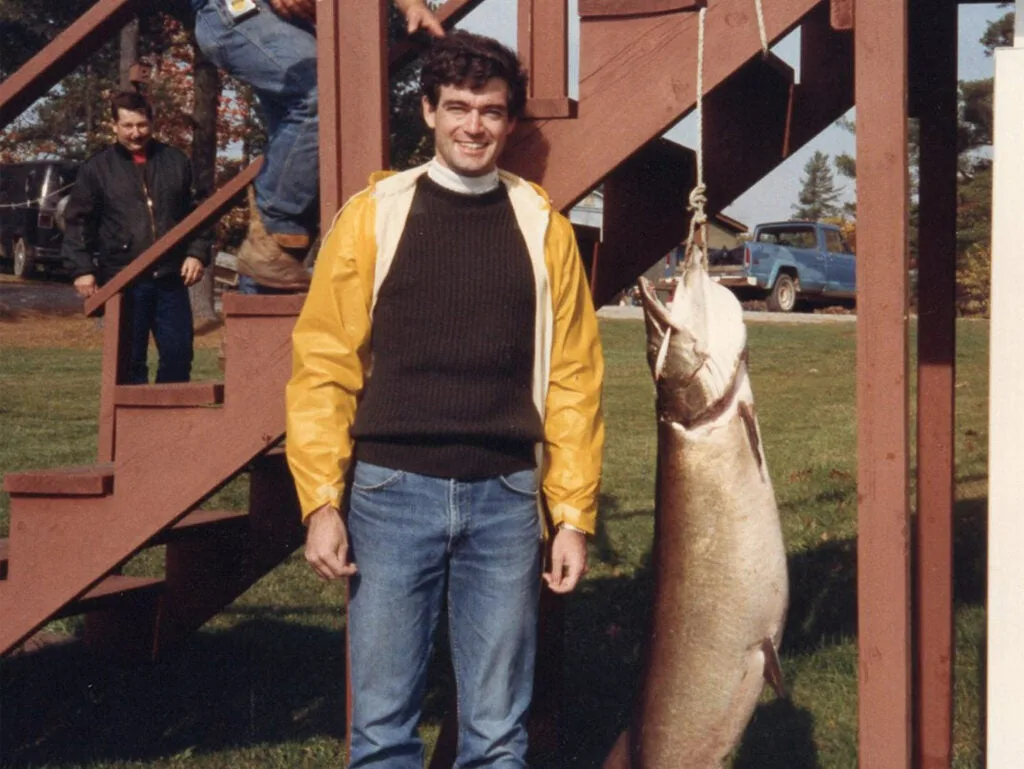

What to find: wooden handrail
left=0, top=0, right=143, bottom=129
left=83, top=159, right=262, bottom=317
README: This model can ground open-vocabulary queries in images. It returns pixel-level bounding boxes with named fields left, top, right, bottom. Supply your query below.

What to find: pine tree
left=792, top=151, right=842, bottom=221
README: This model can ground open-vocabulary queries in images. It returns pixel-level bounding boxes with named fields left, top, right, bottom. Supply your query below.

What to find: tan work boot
left=236, top=189, right=312, bottom=291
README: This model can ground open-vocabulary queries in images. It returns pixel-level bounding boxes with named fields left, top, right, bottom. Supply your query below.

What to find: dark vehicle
left=0, top=160, right=79, bottom=278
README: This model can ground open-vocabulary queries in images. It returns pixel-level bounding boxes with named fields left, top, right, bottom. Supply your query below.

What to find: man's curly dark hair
left=420, top=31, right=529, bottom=119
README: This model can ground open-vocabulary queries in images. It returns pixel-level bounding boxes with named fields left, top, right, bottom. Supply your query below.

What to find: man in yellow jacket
left=286, top=30, right=604, bottom=768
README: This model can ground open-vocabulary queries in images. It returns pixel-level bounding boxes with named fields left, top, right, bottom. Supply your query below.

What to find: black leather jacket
left=62, top=140, right=211, bottom=283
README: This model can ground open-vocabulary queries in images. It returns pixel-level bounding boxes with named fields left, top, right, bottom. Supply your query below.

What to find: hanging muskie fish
left=603, top=261, right=788, bottom=769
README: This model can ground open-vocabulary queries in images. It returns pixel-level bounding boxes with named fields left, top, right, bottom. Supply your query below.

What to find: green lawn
left=0, top=317, right=989, bottom=768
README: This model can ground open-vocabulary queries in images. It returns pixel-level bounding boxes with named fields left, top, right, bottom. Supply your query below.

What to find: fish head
left=637, top=264, right=747, bottom=425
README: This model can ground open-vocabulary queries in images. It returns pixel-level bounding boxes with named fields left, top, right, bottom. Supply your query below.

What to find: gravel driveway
left=0, top=276, right=82, bottom=316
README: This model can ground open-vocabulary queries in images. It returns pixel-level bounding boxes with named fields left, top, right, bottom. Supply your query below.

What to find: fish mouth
left=637, top=277, right=690, bottom=383
left=638, top=276, right=671, bottom=325
left=637, top=277, right=676, bottom=334
left=637, top=266, right=748, bottom=424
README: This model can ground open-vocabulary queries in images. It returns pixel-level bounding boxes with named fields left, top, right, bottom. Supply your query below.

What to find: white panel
left=988, top=46, right=1024, bottom=767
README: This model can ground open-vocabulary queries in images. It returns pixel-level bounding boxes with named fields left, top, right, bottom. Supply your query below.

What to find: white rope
left=656, top=1, right=767, bottom=376
left=0, top=182, right=75, bottom=210
left=681, top=5, right=708, bottom=273
left=656, top=5, right=710, bottom=375
left=754, top=0, right=769, bottom=54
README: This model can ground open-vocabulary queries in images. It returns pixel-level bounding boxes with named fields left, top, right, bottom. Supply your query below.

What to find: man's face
left=113, top=108, right=152, bottom=153
left=423, top=79, right=516, bottom=177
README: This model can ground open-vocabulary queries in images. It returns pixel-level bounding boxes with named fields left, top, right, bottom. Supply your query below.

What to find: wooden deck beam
left=855, top=0, right=912, bottom=767
left=911, top=0, right=958, bottom=766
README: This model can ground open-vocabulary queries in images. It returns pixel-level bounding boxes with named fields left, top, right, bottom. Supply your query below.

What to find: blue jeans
left=126, top=276, right=194, bottom=384
left=194, top=0, right=319, bottom=239
left=346, top=462, right=542, bottom=769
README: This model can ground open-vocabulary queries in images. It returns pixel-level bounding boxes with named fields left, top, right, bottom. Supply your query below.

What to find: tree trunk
left=190, top=41, right=221, bottom=321
left=119, top=19, right=139, bottom=91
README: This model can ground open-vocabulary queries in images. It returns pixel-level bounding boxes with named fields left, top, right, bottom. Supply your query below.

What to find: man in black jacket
left=63, top=91, right=210, bottom=384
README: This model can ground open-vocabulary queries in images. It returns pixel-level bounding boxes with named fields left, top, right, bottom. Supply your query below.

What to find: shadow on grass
left=552, top=493, right=989, bottom=768
left=1, top=617, right=346, bottom=767
left=1, top=497, right=988, bottom=768
left=733, top=699, right=822, bottom=769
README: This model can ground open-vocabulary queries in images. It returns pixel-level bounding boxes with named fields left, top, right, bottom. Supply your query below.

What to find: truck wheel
left=12, top=238, right=35, bottom=279
left=767, top=274, right=797, bottom=312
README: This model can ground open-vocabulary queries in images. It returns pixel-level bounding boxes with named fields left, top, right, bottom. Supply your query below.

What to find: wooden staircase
left=0, top=295, right=305, bottom=656
left=0, top=0, right=853, bottom=658
left=502, top=0, right=854, bottom=305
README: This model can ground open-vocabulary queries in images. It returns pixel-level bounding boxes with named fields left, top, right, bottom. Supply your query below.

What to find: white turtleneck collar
left=426, top=158, right=500, bottom=195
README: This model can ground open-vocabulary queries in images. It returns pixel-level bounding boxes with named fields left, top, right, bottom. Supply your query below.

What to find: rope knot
left=688, top=184, right=708, bottom=225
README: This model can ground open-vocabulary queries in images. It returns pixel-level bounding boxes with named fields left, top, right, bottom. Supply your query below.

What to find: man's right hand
left=268, top=0, right=315, bottom=24
left=74, top=274, right=97, bottom=298
left=304, top=504, right=358, bottom=580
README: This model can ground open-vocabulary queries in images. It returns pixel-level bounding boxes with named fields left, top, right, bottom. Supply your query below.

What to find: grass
left=0, top=312, right=989, bottom=769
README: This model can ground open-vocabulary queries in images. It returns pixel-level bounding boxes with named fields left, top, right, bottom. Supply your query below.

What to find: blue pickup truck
left=708, top=221, right=856, bottom=312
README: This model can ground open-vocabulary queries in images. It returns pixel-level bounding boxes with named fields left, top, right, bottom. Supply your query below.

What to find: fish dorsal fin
left=761, top=637, right=787, bottom=699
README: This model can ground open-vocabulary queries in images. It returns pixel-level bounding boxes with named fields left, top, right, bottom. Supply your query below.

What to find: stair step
left=0, top=539, right=8, bottom=580
left=157, top=509, right=249, bottom=543
left=222, top=293, right=306, bottom=317
left=57, top=575, right=164, bottom=618
left=3, top=463, right=114, bottom=496
left=113, top=382, right=224, bottom=407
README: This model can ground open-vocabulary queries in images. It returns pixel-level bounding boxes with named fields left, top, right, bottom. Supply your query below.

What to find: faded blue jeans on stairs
left=346, top=461, right=542, bottom=769
left=126, top=275, right=193, bottom=384
left=193, top=0, right=319, bottom=240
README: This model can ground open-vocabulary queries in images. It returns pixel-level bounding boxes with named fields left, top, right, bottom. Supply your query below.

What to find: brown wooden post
left=855, top=0, right=912, bottom=767
left=316, top=0, right=344, bottom=226
left=319, top=3, right=391, bottom=764
left=911, top=0, right=958, bottom=766
left=338, top=0, right=390, bottom=203
left=518, top=0, right=572, bottom=118
left=97, top=293, right=131, bottom=462
left=319, top=0, right=389, bottom=226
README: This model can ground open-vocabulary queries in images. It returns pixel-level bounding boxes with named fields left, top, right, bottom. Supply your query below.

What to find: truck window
left=825, top=230, right=845, bottom=253
left=758, top=226, right=816, bottom=249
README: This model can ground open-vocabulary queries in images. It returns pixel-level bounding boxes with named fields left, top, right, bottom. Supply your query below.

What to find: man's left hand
left=403, top=1, right=445, bottom=38
left=543, top=527, right=588, bottom=594
left=268, top=0, right=316, bottom=24
left=181, top=257, right=205, bottom=287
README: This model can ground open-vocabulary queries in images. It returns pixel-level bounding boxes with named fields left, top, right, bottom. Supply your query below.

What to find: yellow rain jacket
left=285, top=163, right=604, bottom=535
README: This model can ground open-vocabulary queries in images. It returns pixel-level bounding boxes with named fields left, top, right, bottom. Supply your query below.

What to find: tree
left=792, top=151, right=842, bottom=221
left=981, top=5, right=1014, bottom=54
left=387, top=5, right=436, bottom=169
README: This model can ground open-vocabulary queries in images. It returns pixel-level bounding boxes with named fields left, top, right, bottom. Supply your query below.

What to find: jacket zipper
left=137, top=165, right=157, bottom=242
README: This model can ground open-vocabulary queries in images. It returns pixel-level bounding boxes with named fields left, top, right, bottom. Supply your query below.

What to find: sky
left=457, top=1, right=1007, bottom=228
